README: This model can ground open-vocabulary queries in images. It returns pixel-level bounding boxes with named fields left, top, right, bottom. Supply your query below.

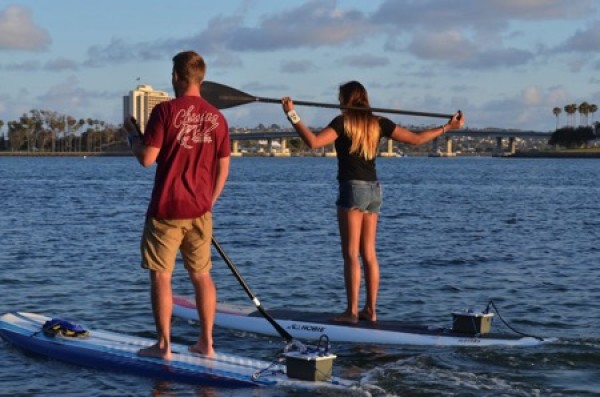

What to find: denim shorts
left=336, top=180, right=382, bottom=214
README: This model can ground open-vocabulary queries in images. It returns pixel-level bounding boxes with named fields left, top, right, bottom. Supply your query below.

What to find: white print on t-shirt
left=174, top=105, right=219, bottom=149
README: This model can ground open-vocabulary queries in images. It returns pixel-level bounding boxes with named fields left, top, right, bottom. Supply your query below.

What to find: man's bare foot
left=359, top=309, right=376, bottom=323
left=331, top=312, right=358, bottom=324
left=188, top=343, right=215, bottom=357
left=138, top=343, right=172, bottom=361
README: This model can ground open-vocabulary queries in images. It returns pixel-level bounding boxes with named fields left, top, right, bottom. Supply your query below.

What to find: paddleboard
left=0, top=312, right=355, bottom=390
left=174, top=296, right=550, bottom=347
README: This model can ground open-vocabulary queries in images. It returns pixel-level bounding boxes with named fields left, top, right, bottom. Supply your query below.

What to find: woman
left=282, top=81, right=464, bottom=324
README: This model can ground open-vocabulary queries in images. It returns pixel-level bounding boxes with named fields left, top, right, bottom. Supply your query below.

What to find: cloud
left=76, top=1, right=380, bottom=68
left=241, top=81, right=288, bottom=93
left=483, top=0, right=595, bottom=20
left=554, top=21, right=600, bottom=52
left=44, top=58, right=78, bottom=71
left=408, top=31, right=476, bottom=61
left=80, top=14, right=246, bottom=67
left=373, top=0, right=595, bottom=30
left=83, top=38, right=131, bottom=67
left=338, top=54, right=389, bottom=68
left=457, top=47, right=535, bottom=69
left=158, top=14, right=247, bottom=56
left=36, top=76, right=93, bottom=111
left=280, top=60, right=318, bottom=74
left=3, top=60, right=42, bottom=71
left=475, top=84, right=574, bottom=130
left=374, top=0, right=597, bottom=68
left=227, top=0, right=376, bottom=50
left=210, top=52, right=244, bottom=68
left=83, top=37, right=166, bottom=67
left=1, top=57, right=80, bottom=72
left=0, top=88, right=32, bottom=123
left=522, top=85, right=543, bottom=106
left=0, top=5, right=51, bottom=51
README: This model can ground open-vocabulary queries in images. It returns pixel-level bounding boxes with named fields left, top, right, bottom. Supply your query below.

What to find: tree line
left=2, top=104, right=599, bottom=153
left=552, top=102, right=598, bottom=129
left=550, top=102, right=599, bottom=149
left=0, top=110, right=124, bottom=152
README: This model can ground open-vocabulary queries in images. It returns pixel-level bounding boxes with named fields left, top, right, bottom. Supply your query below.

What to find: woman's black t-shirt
left=328, top=115, right=396, bottom=182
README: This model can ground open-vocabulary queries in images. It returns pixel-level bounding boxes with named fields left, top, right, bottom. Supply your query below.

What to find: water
left=1, top=155, right=599, bottom=396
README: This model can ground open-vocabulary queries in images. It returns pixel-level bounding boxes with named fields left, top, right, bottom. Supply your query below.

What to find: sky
left=1, top=0, right=600, bottom=132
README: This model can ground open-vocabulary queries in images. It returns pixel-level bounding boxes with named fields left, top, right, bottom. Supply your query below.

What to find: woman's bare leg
left=359, top=212, right=379, bottom=322
left=333, top=208, right=364, bottom=324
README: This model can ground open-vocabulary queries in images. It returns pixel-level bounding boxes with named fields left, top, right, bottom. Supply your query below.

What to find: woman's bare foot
left=358, top=309, right=377, bottom=323
left=331, top=312, right=358, bottom=324
left=359, top=308, right=376, bottom=323
left=138, top=343, right=172, bottom=361
left=188, top=342, right=215, bottom=357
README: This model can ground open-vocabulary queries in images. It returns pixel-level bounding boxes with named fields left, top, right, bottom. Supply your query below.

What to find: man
left=124, top=50, right=230, bottom=359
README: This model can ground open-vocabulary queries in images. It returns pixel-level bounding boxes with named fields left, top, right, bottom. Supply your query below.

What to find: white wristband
left=287, top=110, right=301, bottom=125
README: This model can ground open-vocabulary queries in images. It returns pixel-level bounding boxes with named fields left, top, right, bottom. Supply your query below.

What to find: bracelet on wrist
left=287, top=110, right=301, bottom=125
left=441, top=124, right=447, bottom=134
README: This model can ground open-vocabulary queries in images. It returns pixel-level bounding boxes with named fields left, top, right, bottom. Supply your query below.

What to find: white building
left=123, top=85, right=171, bottom=133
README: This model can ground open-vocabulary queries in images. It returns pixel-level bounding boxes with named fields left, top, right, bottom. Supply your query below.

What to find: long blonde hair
left=339, top=81, right=380, bottom=160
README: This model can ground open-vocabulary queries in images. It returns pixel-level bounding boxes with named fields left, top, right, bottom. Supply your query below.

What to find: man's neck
left=176, top=84, right=201, bottom=98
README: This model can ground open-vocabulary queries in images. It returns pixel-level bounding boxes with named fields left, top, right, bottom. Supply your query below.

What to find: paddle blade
left=202, top=81, right=257, bottom=109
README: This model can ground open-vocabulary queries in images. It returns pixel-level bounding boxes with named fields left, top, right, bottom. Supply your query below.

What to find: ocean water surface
left=1, top=155, right=599, bottom=396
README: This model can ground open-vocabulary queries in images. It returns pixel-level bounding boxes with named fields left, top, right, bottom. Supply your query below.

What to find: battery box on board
left=451, top=311, right=494, bottom=334
left=284, top=350, right=337, bottom=382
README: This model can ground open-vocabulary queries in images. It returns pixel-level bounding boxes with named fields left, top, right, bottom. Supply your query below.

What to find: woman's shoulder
left=328, top=114, right=344, bottom=131
left=378, top=116, right=396, bottom=136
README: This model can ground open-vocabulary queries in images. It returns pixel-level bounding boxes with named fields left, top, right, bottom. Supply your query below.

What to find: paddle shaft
left=211, top=237, right=294, bottom=344
left=130, top=117, right=144, bottom=138
left=244, top=96, right=453, bottom=119
left=203, top=81, right=454, bottom=119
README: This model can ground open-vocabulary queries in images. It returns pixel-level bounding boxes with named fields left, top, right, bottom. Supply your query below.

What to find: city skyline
left=1, top=1, right=600, bottom=132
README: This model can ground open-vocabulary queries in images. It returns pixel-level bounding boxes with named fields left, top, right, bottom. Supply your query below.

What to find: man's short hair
left=172, top=51, right=206, bottom=85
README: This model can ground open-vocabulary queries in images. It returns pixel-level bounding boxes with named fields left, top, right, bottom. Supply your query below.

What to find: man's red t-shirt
left=143, top=95, right=230, bottom=219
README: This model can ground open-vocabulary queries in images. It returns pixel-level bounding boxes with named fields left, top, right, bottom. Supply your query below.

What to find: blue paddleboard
left=0, top=312, right=355, bottom=390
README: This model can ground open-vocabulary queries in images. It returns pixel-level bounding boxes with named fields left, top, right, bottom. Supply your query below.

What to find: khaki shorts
left=141, top=213, right=212, bottom=273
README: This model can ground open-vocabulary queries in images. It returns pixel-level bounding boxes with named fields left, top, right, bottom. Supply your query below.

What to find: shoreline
left=0, top=151, right=132, bottom=157
left=2, top=151, right=600, bottom=158
left=509, top=151, right=600, bottom=158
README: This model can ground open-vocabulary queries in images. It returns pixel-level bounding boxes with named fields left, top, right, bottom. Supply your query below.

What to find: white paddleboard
left=174, top=296, right=551, bottom=347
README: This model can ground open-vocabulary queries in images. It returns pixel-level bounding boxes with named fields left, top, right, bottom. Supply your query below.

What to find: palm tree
left=552, top=107, right=562, bottom=129
left=589, top=104, right=598, bottom=124
left=564, top=104, right=577, bottom=127
left=0, top=120, right=4, bottom=150
left=578, top=102, right=590, bottom=126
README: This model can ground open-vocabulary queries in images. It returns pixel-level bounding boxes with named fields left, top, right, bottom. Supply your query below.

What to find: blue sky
left=1, top=0, right=599, bottom=131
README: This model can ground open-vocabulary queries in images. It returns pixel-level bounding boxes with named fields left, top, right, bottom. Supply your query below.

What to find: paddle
left=130, top=117, right=144, bottom=139
left=211, top=237, right=294, bottom=344
left=202, top=81, right=454, bottom=119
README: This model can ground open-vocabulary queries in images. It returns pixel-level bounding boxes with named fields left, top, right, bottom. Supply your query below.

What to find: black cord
left=316, top=334, right=330, bottom=355
left=486, top=300, right=545, bottom=341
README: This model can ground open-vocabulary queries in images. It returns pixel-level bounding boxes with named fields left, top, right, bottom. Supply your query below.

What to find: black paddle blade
left=202, top=81, right=258, bottom=109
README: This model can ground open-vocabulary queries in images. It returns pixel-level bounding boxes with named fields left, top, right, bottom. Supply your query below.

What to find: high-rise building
left=123, top=85, right=171, bottom=133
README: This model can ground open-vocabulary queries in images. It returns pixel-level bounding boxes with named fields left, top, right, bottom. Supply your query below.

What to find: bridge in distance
left=229, top=128, right=552, bottom=157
